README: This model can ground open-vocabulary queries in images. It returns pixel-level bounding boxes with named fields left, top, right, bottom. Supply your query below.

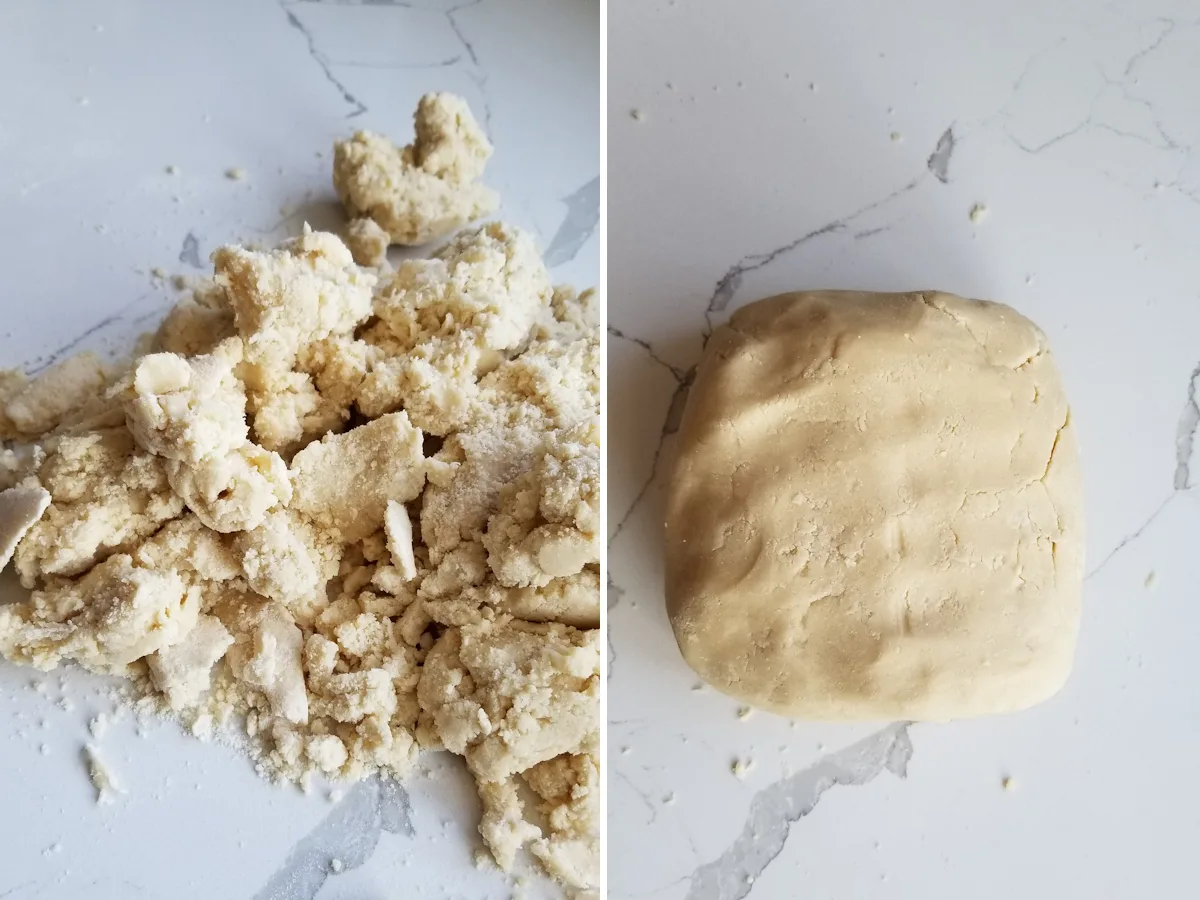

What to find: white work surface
left=0, top=1, right=598, bottom=898
left=608, top=1, right=1200, bottom=898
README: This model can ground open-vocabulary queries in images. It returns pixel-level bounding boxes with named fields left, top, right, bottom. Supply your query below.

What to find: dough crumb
left=226, top=167, right=246, bottom=181
left=1002, top=776, right=1017, bottom=791
left=731, top=758, right=754, bottom=778
left=84, top=744, right=122, bottom=803
left=1144, top=570, right=1157, bottom=589
left=630, top=108, right=647, bottom=122
left=969, top=202, right=988, bottom=224
left=736, top=706, right=753, bottom=721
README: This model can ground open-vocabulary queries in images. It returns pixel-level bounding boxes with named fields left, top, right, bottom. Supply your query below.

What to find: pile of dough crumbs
left=0, top=93, right=600, bottom=893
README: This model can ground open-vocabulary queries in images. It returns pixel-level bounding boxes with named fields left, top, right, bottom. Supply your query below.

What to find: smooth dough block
left=665, top=291, right=1084, bottom=720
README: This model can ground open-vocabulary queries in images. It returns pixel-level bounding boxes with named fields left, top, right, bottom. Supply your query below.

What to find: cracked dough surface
left=666, top=290, right=1084, bottom=720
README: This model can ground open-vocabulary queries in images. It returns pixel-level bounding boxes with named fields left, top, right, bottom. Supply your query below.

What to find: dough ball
left=665, top=291, right=1084, bottom=720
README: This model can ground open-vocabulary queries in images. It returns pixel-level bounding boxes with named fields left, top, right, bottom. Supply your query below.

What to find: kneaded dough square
left=665, top=290, right=1084, bottom=720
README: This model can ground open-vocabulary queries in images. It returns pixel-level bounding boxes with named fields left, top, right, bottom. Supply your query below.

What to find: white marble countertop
left=608, top=1, right=1200, bottom=897
left=0, top=1, right=597, bottom=898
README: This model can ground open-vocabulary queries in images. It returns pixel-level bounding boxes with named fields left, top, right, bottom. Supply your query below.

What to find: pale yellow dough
left=666, top=290, right=1084, bottom=720
left=0, top=93, right=599, bottom=890
left=333, top=93, right=498, bottom=247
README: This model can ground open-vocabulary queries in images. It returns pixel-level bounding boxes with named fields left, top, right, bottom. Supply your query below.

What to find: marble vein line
left=1122, top=17, right=1177, bottom=77
left=606, top=328, right=688, bottom=547
left=1087, top=358, right=1200, bottom=579
left=178, top=231, right=202, bottom=269
left=606, top=575, right=625, bottom=678
left=281, top=5, right=368, bottom=118
left=703, top=176, right=924, bottom=335
left=252, top=777, right=414, bottom=900
left=926, top=126, right=955, bottom=183
left=25, top=292, right=157, bottom=376
left=607, top=368, right=694, bottom=549
left=1085, top=493, right=1174, bottom=581
left=544, top=176, right=601, bottom=268
left=446, top=0, right=493, bottom=130
left=608, top=326, right=686, bottom=382
left=682, top=724, right=913, bottom=900
left=1173, top=361, right=1200, bottom=490
left=606, top=357, right=694, bottom=548
left=445, top=0, right=482, bottom=67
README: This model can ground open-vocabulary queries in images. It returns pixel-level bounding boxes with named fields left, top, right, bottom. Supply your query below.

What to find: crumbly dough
left=666, top=290, right=1084, bottom=720
left=358, top=222, right=553, bottom=433
left=289, top=411, right=425, bottom=543
left=342, top=217, right=391, bottom=269
left=120, top=340, right=248, bottom=464
left=213, top=225, right=376, bottom=453
left=154, top=281, right=236, bottom=357
left=5, top=353, right=107, bottom=436
left=483, top=421, right=600, bottom=589
left=13, top=429, right=184, bottom=586
left=148, top=614, right=235, bottom=710
left=417, top=617, right=599, bottom=781
left=0, top=102, right=598, bottom=889
left=333, top=93, right=498, bottom=247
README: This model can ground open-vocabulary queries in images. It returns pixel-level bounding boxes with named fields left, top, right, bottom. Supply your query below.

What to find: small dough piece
left=0, top=369, right=29, bottom=439
left=289, top=412, right=425, bottom=543
left=226, top=603, right=309, bottom=724
left=525, top=749, right=600, bottom=890
left=154, top=281, right=236, bottom=357
left=0, top=553, right=198, bottom=673
left=14, top=429, right=184, bottom=585
left=333, top=93, right=498, bottom=246
left=85, top=744, right=123, bottom=804
left=358, top=222, right=552, bottom=433
left=0, top=485, right=51, bottom=570
left=384, top=500, right=417, bottom=581
left=417, top=618, right=599, bottom=781
left=214, top=227, right=374, bottom=372
left=147, top=614, right=235, bottom=709
left=342, top=218, right=391, bottom=269
left=532, top=286, right=600, bottom=343
left=165, top=443, right=291, bottom=533
left=483, top=421, right=600, bottom=588
left=477, top=776, right=542, bottom=872
left=132, top=515, right=241, bottom=587
left=666, top=290, right=1085, bottom=720
left=213, top=226, right=375, bottom=452
left=121, top=341, right=247, bottom=463
left=475, top=570, right=601, bottom=630
left=5, top=352, right=107, bottom=436
left=236, top=509, right=340, bottom=611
